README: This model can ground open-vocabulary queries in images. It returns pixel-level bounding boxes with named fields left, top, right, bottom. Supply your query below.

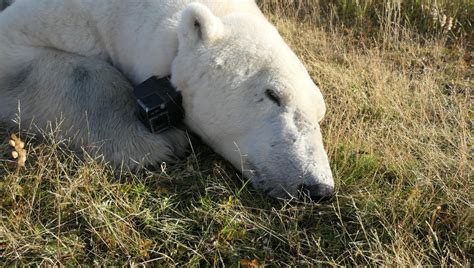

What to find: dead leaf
left=240, top=258, right=260, bottom=268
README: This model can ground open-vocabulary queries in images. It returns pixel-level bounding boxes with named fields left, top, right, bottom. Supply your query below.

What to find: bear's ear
left=178, top=3, right=224, bottom=47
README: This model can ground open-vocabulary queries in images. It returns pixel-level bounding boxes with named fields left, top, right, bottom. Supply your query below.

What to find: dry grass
left=1, top=0, right=472, bottom=266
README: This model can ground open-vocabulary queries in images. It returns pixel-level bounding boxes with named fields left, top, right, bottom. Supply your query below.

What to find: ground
left=0, top=0, right=472, bottom=266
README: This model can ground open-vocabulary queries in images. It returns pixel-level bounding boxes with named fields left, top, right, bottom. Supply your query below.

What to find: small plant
left=8, top=133, right=27, bottom=174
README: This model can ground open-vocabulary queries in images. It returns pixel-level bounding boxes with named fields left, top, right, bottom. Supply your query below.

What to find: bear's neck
left=100, top=0, right=263, bottom=84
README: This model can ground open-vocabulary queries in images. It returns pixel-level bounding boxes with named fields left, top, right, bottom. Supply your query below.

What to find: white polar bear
left=0, top=0, right=334, bottom=200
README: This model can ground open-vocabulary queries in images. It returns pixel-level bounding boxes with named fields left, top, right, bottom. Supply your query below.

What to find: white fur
left=0, top=0, right=333, bottom=199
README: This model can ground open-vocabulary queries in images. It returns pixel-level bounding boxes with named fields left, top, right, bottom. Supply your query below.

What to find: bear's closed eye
left=265, top=89, right=281, bottom=106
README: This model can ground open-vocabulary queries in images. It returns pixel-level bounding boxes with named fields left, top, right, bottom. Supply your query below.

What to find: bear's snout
left=298, top=183, right=335, bottom=202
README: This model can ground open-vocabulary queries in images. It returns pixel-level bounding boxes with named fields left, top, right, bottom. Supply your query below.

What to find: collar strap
left=133, top=76, right=184, bottom=133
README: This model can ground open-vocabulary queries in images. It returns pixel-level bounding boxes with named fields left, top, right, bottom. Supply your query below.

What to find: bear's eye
left=265, top=89, right=281, bottom=107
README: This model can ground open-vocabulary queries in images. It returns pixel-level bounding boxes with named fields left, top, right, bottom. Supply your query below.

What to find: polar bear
left=0, top=0, right=334, bottom=200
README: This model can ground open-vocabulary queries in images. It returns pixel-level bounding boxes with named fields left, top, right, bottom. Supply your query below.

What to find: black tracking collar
left=133, top=76, right=184, bottom=133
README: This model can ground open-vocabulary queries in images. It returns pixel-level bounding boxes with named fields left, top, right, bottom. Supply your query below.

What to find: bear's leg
left=0, top=48, right=188, bottom=168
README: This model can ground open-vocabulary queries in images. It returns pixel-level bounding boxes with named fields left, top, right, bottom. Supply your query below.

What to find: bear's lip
left=243, top=160, right=334, bottom=202
left=243, top=160, right=294, bottom=198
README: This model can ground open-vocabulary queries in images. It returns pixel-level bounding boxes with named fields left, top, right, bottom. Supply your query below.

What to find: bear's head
left=172, top=3, right=334, bottom=201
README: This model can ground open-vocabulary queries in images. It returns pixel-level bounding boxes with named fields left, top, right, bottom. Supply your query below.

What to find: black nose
left=298, top=184, right=334, bottom=202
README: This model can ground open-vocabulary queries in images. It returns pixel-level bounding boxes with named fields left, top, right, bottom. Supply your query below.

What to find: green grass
left=1, top=0, right=472, bottom=266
